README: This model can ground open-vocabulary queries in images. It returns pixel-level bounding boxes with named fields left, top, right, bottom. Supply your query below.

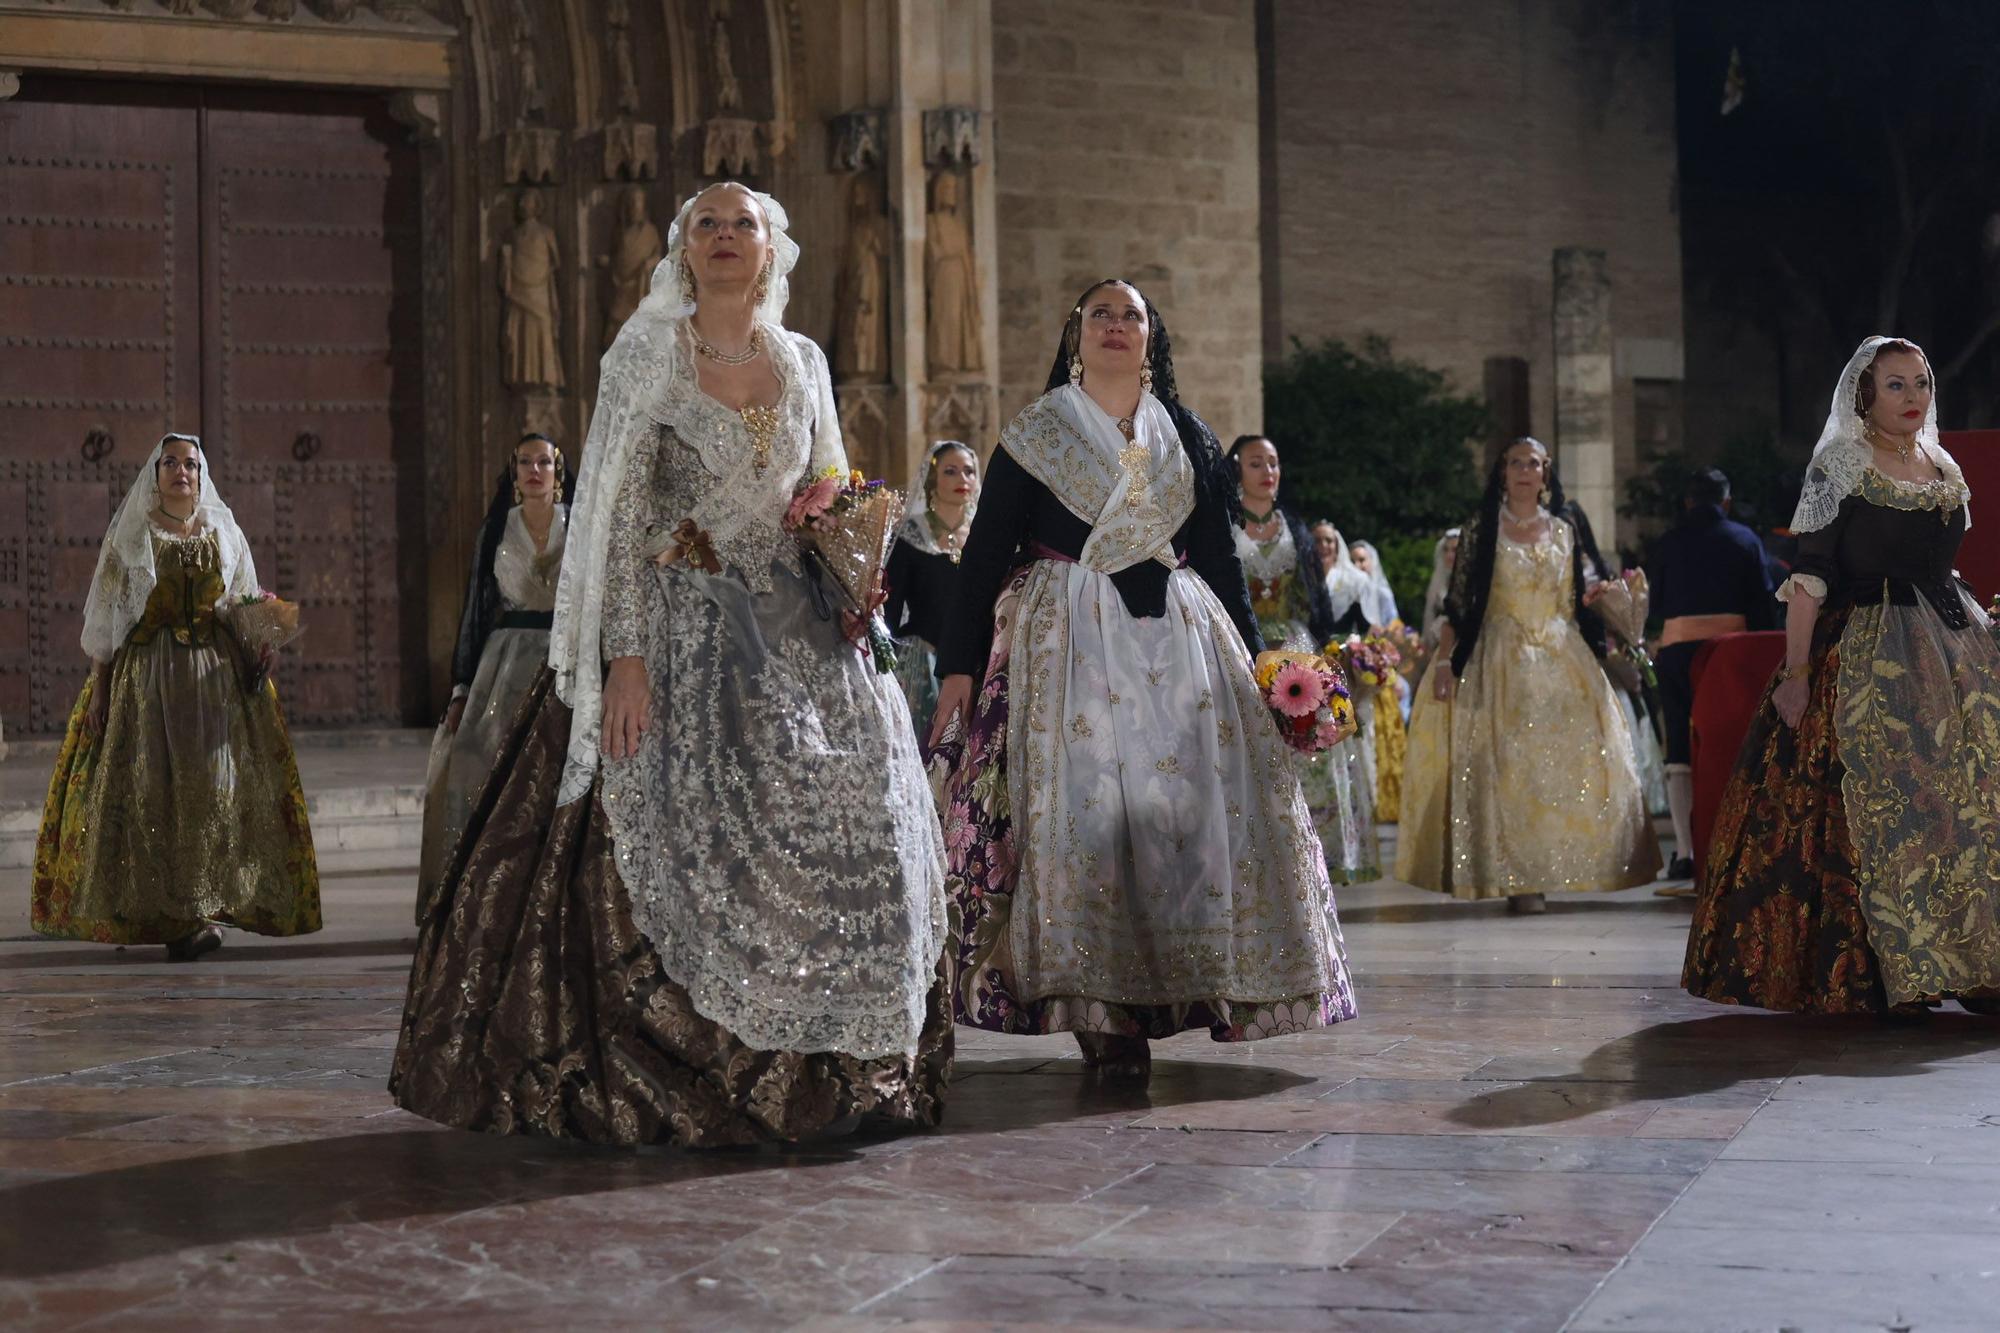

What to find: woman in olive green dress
left=33, top=433, right=320, bottom=960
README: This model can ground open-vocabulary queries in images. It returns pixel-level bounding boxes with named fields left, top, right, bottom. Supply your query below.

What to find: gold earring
left=753, top=259, right=772, bottom=305
left=514, top=481, right=524, bottom=505
left=1139, top=363, right=1154, bottom=395
left=1069, top=356, right=1083, bottom=387
left=679, top=258, right=696, bottom=304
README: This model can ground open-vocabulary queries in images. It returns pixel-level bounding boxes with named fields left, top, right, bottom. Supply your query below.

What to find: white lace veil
left=1321, top=527, right=1373, bottom=626
left=1793, top=335, right=1969, bottom=534
left=895, top=440, right=978, bottom=555
left=81, top=433, right=258, bottom=663
left=1421, top=527, right=1460, bottom=636
left=548, top=183, right=807, bottom=804
left=1349, top=540, right=1400, bottom=626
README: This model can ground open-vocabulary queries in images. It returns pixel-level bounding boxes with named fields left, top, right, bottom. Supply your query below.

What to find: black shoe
left=165, top=923, right=223, bottom=962
left=1666, top=855, right=1696, bottom=881
left=1959, top=996, right=2000, bottom=1017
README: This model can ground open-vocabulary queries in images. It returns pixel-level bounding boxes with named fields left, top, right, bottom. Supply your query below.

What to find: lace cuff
left=1777, top=572, right=1827, bottom=603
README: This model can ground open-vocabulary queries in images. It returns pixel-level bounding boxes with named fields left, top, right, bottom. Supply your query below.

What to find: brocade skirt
left=391, top=670, right=953, bottom=1147
left=1685, top=588, right=2000, bottom=1012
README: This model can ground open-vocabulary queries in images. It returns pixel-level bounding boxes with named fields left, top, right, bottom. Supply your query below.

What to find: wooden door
left=0, top=84, right=204, bottom=732
left=202, top=92, right=422, bottom=725
left=0, top=81, right=421, bottom=733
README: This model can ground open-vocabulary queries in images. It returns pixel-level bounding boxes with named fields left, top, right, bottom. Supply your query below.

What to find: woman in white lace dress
left=392, top=183, right=950, bottom=1147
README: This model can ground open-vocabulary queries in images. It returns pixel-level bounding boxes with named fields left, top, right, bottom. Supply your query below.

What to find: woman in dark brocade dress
left=390, top=183, right=951, bottom=1147
left=1685, top=337, right=2000, bottom=1017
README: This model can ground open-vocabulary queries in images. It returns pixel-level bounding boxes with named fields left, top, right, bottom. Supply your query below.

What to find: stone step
left=0, top=729, right=432, bottom=870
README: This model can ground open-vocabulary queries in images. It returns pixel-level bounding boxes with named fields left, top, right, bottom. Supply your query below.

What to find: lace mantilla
left=1793, top=336, right=1971, bottom=534
left=599, top=567, right=946, bottom=1060
left=83, top=435, right=258, bottom=663
left=550, top=184, right=835, bottom=805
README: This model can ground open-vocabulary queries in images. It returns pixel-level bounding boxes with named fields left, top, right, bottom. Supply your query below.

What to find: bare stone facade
left=991, top=0, right=1266, bottom=439
left=1263, top=0, right=1682, bottom=543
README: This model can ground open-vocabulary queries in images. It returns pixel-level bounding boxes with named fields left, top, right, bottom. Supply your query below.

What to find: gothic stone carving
left=923, top=106, right=981, bottom=168
left=828, top=110, right=885, bottom=173
left=603, top=120, right=658, bottom=181
left=834, top=173, right=889, bottom=383
left=925, top=170, right=981, bottom=376
left=601, top=185, right=661, bottom=349
left=500, top=189, right=563, bottom=390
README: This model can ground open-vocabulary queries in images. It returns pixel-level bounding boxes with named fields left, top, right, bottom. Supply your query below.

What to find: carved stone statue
left=516, top=31, right=547, bottom=121
left=925, top=171, right=982, bottom=376
left=501, top=190, right=564, bottom=390
left=834, top=174, right=889, bottom=383
left=709, top=0, right=741, bottom=112
left=602, top=186, right=662, bottom=349
left=607, top=0, right=640, bottom=115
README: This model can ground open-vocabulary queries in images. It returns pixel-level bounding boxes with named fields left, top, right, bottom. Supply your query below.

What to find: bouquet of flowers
left=1588, top=568, right=1657, bottom=690
left=1381, top=619, right=1424, bottom=679
left=1253, top=649, right=1357, bottom=756
left=784, top=467, right=902, bottom=670
left=228, top=589, right=304, bottom=655
left=1333, top=631, right=1403, bottom=697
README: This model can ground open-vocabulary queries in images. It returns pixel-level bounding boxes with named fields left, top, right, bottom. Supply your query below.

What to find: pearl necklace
left=693, top=324, right=764, bottom=366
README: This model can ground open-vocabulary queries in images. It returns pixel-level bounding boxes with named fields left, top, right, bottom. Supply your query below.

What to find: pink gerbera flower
left=1269, top=661, right=1325, bottom=718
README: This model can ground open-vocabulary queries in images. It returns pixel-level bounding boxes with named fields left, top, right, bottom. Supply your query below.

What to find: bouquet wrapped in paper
left=784, top=467, right=901, bottom=611
left=1588, top=568, right=1656, bottom=690
left=784, top=467, right=902, bottom=670
left=228, top=590, right=304, bottom=656
left=1253, top=649, right=1357, bottom=757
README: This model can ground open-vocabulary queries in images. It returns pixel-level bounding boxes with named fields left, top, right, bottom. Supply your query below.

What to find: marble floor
left=3, top=797, right=1999, bottom=1330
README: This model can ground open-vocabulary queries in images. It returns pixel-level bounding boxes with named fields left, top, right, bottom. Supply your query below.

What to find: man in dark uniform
left=1647, top=468, right=1775, bottom=880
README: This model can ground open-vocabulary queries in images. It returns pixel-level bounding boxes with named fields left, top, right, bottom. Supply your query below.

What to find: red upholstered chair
left=1688, top=631, right=1787, bottom=884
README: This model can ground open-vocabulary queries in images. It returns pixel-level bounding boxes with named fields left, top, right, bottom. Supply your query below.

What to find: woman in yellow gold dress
left=1398, top=437, right=1658, bottom=911
left=33, top=434, right=320, bottom=960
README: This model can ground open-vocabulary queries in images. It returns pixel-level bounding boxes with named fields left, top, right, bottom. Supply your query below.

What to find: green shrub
left=1262, top=335, right=1485, bottom=620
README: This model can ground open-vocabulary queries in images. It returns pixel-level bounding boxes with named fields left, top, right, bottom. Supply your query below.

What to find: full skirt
left=33, top=634, right=320, bottom=944
left=418, top=625, right=547, bottom=923
left=939, top=564, right=1356, bottom=1041
left=391, top=670, right=953, bottom=1146
left=1398, top=615, right=1659, bottom=899
left=1685, top=589, right=2000, bottom=1012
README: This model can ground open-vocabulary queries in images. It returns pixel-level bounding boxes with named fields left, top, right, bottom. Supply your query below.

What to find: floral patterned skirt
left=33, top=634, right=320, bottom=945
left=391, top=670, right=953, bottom=1147
left=1683, top=591, right=2000, bottom=1012
left=937, top=569, right=1356, bottom=1043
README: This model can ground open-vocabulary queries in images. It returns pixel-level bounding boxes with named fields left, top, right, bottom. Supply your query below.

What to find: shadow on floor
left=0, top=937, right=417, bottom=969
left=935, top=1055, right=1315, bottom=1134
left=0, top=1127, right=840, bottom=1279
left=1442, top=1012, right=2000, bottom=1130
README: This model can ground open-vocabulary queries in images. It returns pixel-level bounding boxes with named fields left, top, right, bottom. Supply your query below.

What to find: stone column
left=1552, top=247, right=1615, bottom=540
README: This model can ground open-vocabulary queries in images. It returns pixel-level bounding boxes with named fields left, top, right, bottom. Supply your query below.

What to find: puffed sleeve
left=1779, top=493, right=1852, bottom=603
left=935, top=445, right=1035, bottom=680
left=600, top=430, right=658, bottom=660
